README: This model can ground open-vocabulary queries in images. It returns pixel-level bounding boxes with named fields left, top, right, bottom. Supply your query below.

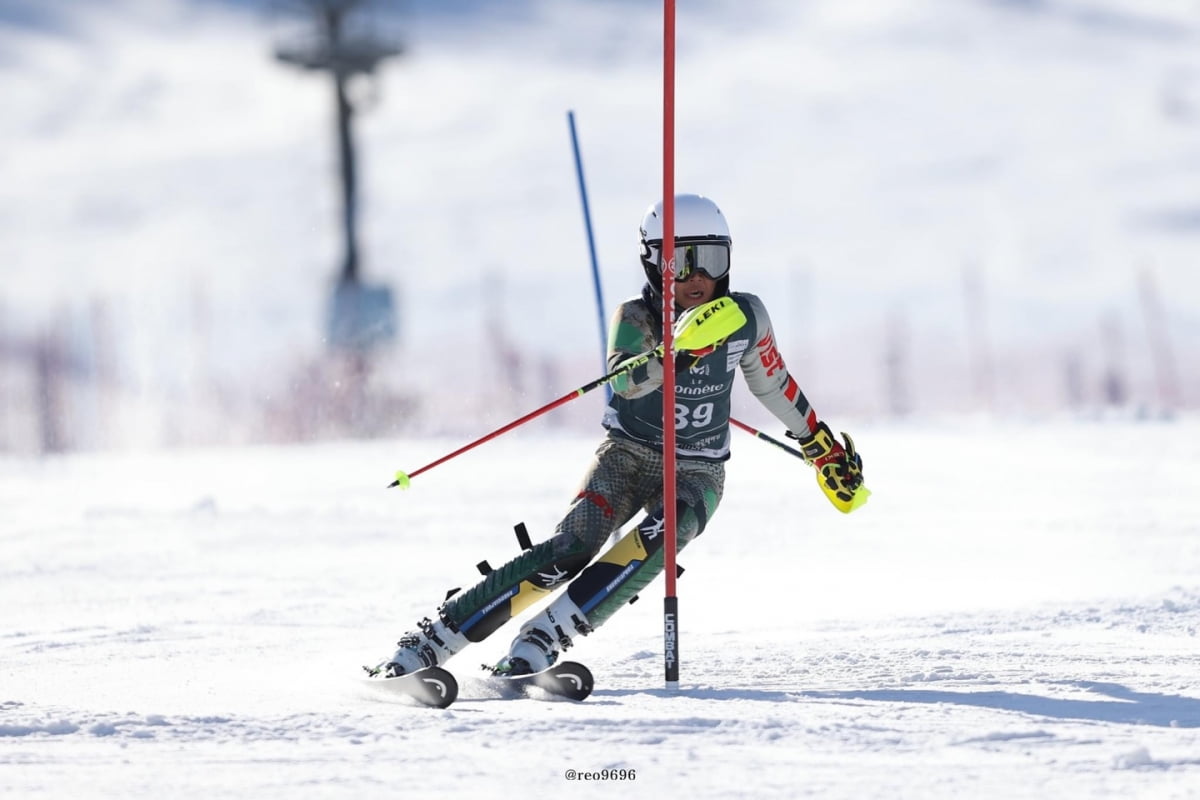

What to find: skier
left=372, top=193, right=865, bottom=679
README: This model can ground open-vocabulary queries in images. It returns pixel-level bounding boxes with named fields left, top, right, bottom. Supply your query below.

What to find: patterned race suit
left=435, top=287, right=821, bottom=644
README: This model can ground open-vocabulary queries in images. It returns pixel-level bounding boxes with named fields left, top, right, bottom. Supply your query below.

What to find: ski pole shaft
left=729, top=417, right=808, bottom=461
left=388, top=348, right=661, bottom=489
left=394, top=387, right=801, bottom=488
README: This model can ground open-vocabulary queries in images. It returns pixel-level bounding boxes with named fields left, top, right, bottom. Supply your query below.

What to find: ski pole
left=389, top=296, right=747, bottom=489
left=729, top=417, right=808, bottom=461
left=388, top=348, right=659, bottom=489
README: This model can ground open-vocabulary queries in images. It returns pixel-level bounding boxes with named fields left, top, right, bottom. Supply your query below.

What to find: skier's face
left=675, top=270, right=717, bottom=310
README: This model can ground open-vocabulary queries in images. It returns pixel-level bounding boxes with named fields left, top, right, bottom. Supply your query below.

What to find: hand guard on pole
left=787, top=421, right=870, bottom=513
left=672, top=295, right=744, bottom=365
left=673, top=296, right=745, bottom=352
left=614, top=296, right=746, bottom=374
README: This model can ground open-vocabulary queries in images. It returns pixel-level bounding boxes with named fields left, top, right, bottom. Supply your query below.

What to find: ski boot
left=491, top=595, right=592, bottom=676
left=373, top=616, right=469, bottom=678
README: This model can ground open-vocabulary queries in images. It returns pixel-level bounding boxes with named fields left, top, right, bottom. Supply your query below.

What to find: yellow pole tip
left=392, top=471, right=411, bottom=490
left=849, top=485, right=871, bottom=512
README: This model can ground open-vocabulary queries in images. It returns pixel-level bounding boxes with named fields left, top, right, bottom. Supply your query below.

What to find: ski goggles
left=671, top=242, right=730, bottom=282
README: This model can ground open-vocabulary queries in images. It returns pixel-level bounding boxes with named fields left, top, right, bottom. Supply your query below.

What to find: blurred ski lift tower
left=272, top=0, right=402, bottom=357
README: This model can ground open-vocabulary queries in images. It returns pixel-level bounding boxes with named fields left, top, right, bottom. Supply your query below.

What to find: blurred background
left=1, top=0, right=1196, bottom=454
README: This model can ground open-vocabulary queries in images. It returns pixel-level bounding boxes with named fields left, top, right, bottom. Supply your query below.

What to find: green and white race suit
left=604, top=290, right=818, bottom=459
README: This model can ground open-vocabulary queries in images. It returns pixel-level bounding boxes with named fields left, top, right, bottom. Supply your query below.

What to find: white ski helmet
left=639, top=193, right=732, bottom=301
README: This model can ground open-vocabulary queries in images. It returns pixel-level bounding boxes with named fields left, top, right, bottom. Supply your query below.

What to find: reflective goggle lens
left=673, top=243, right=730, bottom=281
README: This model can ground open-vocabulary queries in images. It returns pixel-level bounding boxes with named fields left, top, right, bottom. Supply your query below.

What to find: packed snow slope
left=3, top=418, right=1199, bottom=798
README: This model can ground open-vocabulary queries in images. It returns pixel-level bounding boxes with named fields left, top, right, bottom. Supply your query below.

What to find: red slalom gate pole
left=661, top=0, right=679, bottom=690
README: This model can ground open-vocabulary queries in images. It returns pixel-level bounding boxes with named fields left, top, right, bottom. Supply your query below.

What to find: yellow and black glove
left=787, top=422, right=869, bottom=513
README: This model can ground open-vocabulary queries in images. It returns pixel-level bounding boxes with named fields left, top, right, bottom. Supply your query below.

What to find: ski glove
left=787, top=421, right=868, bottom=513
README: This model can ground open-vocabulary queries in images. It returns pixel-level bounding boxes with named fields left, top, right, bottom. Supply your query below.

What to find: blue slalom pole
left=567, top=110, right=611, bottom=400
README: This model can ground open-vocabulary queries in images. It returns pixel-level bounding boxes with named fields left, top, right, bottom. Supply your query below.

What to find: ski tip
left=424, top=669, right=459, bottom=709
left=483, top=660, right=594, bottom=702
left=552, top=661, right=595, bottom=701
left=362, top=665, right=459, bottom=709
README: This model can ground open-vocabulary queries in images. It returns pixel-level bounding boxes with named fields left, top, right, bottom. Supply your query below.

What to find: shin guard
left=560, top=512, right=670, bottom=629
left=441, top=537, right=591, bottom=643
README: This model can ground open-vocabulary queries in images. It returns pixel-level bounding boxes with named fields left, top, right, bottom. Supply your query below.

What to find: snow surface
left=4, top=419, right=1200, bottom=798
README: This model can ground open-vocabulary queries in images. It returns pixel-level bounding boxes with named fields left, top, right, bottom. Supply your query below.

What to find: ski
left=488, top=660, right=594, bottom=702
left=361, top=665, right=459, bottom=709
